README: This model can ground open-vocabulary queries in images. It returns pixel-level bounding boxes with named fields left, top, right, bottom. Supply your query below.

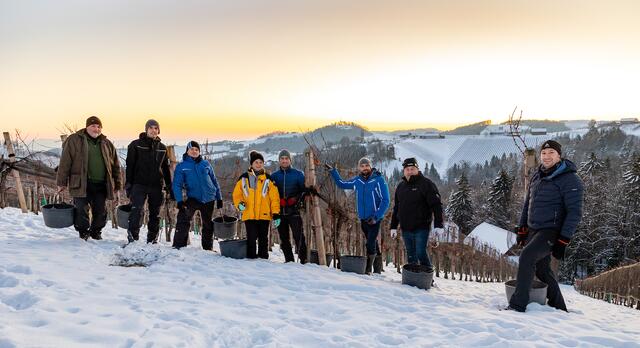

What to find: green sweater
left=86, top=134, right=106, bottom=183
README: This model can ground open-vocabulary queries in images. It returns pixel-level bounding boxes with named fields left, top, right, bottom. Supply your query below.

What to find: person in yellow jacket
left=233, top=150, right=281, bottom=259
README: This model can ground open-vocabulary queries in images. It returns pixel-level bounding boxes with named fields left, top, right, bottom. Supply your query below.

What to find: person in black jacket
left=390, top=158, right=444, bottom=271
left=508, top=140, right=584, bottom=312
left=125, top=119, right=173, bottom=243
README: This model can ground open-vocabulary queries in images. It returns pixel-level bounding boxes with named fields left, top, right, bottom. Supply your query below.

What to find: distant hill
left=444, top=120, right=492, bottom=135
left=500, top=119, right=570, bottom=133
left=245, top=122, right=371, bottom=153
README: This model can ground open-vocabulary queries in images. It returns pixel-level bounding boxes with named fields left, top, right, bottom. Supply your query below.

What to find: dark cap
left=540, top=140, right=562, bottom=156
left=85, top=116, right=102, bottom=128
left=402, top=157, right=419, bottom=168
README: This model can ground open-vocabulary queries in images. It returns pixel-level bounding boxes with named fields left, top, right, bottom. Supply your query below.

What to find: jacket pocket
left=70, top=174, right=82, bottom=189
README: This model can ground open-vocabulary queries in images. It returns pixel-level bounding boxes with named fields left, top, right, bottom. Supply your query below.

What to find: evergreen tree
left=446, top=173, right=474, bottom=235
left=487, top=170, right=514, bottom=230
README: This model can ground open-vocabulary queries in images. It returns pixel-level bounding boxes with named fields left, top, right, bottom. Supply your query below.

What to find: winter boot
left=127, top=230, right=139, bottom=243
left=90, top=230, right=102, bottom=240
left=373, top=254, right=383, bottom=274
left=79, top=230, right=90, bottom=240
left=366, top=255, right=376, bottom=275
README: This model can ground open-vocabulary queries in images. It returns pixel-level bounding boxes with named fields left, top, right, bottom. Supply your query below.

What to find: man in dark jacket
left=271, top=149, right=308, bottom=264
left=172, top=141, right=223, bottom=250
left=56, top=116, right=122, bottom=240
left=508, top=140, right=584, bottom=312
left=327, top=157, right=390, bottom=274
left=125, top=119, right=173, bottom=243
left=390, top=158, right=444, bottom=271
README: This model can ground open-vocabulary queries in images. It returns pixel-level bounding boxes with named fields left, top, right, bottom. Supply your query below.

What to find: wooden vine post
left=3, top=132, right=28, bottom=213
left=305, top=149, right=327, bottom=266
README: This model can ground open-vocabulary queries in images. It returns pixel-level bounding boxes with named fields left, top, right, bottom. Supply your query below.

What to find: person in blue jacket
left=271, top=149, right=309, bottom=264
left=326, top=157, right=390, bottom=274
left=172, top=141, right=223, bottom=250
left=508, top=140, right=584, bottom=312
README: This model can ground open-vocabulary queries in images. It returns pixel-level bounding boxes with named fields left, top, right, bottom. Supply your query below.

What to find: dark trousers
left=173, top=199, right=215, bottom=250
left=73, top=181, right=107, bottom=237
left=246, top=220, right=270, bottom=259
left=402, top=228, right=432, bottom=270
left=277, top=214, right=307, bottom=263
left=128, top=184, right=163, bottom=243
left=509, top=229, right=567, bottom=312
left=360, top=220, right=381, bottom=256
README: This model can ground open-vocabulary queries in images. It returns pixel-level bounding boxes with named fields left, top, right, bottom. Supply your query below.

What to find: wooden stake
left=3, top=132, right=28, bottom=213
left=305, top=149, right=327, bottom=266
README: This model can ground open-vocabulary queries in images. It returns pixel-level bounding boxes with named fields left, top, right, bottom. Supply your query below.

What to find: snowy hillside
left=1, top=208, right=638, bottom=347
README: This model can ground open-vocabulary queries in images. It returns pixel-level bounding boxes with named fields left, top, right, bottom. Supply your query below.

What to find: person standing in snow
left=389, top=158, right=444, bottom=271
left=271, top=149, right=309, bottom=264
left=56, top=116, right=122, bottom=240
left=124, top=119, right=173, bottom=243
left=508, top=140, right=584, bottom=312
left=233, top=151, right=281, bottom=259
left=326, top=157, right=390, bottom=274
left=172, top=141, right=223, bottom=250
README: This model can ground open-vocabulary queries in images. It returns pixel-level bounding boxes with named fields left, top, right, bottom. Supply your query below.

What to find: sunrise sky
left=1, top=0, right=639, bottom=142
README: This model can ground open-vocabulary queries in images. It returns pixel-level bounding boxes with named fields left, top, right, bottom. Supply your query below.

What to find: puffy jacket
left=172, top=154, right=222, bottom=204
left=56, top=129, right=122, bottom=199
left=519, top=159, right=584, bottom=239
left=125, top=133, right=171, bottom=189
left=330, top=168, right=390, bottom=221
left=271, top=166, right=306, bottom=215
left=232, top=169, right=280, bottom=221
left=390, top=173, right=444, bottom=231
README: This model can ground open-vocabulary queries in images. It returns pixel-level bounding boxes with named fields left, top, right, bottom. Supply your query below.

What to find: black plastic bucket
left=219, top=239, right=247, bottom=259
left=213, top=215, right=237, bottom=240
left=402, top=264, right=434, bottom=290
left=310, top=250, right=333, bottom=266
left=505, top=279, right=548, bottom=305
left=42, top=203, right=74, bottom=228
left=116, top=204, right=132, bottom=230
left=339, top=255, right=367, bottom=274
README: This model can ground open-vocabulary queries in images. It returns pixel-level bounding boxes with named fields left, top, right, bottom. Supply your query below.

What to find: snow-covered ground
left=1, top=210, right=639, bottom=348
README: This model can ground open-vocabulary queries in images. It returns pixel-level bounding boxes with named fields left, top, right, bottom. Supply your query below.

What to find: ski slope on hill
left=0, top=208, right=638, bottom=348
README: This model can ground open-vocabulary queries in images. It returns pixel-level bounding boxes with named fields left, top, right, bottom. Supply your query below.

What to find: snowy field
left=0, top=208, right=638, bottom=348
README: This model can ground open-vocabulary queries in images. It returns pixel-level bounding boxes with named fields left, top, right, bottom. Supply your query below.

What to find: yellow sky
left=1, top=0, right=639, bottom=141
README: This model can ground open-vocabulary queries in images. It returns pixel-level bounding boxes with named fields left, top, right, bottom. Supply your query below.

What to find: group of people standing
left=56, top=116, right=584, bottom=313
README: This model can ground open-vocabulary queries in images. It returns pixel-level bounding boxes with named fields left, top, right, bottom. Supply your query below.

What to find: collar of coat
left=138, top=132, right=162, bottom=144
left=77, top=129, right=106, bottom=142
left=402, top=172, right=425, bottom=184
left=538, top=159, right=577, bottom=181
left=182, top=153, right=203, bottom=163
left=239, top=169, right=271, bottom=181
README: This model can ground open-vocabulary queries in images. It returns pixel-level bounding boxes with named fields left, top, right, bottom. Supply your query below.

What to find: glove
left=432, top=227, right=444, bottom=235
left=216, top=200, right=223, bottom=209
left=515, top=226, right=529, bottom=247
left=323, top=163, right=333, bottom=171
left=238, top=202, right=246, bottom=212
left=177, top=201, right=185, bottom=210
left=366, top=217, right=377, bottom=225
left=273, top=214, right=281, bottom=228
left=552, top=236, right=570, bottom=260
left=390, top=229, right=398, bottom=239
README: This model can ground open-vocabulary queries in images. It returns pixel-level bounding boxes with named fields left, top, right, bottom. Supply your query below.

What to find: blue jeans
left=360, top=220, right=381, bottom=256
left=402, top=228, right=432, bottom=270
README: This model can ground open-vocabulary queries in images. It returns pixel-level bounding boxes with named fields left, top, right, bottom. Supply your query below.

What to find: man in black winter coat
left=508, top=140, right=584, bottom=312
left=390, top=158, right=444, bottom=271
left=125, top=119, right=173, bottom=243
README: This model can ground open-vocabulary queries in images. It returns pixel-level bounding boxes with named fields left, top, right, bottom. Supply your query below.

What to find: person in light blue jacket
left=327, top=157, right=390, bottom=274
left=172, top=141, right=223, bottom=250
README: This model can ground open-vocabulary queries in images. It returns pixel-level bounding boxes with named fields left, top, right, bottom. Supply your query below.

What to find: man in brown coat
left=56, top=116, right=122, bottom=240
